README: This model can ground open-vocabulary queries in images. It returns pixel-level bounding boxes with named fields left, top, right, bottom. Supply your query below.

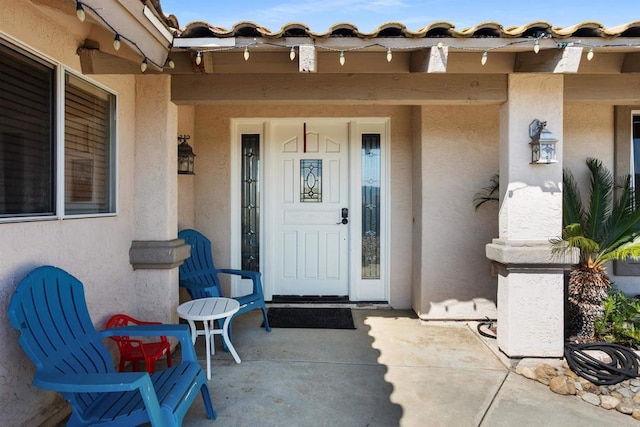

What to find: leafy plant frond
left=585, top=158, right=613, bottom=242
left=562, top=167, right=584, bottom=229
left=597, top=243, right=640, bottom=266
left=473, top=174, right=499, bottom=211
left=596, top=289, right=640, bottom=348
left=599, top=175, right=640, bottom=257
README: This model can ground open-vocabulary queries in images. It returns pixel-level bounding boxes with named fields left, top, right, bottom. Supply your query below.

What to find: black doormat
left=265, top=308, right=356, bottom=329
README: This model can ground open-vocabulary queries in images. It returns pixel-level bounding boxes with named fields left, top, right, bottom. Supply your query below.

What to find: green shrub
left=595, top=289, right=640, bottom=348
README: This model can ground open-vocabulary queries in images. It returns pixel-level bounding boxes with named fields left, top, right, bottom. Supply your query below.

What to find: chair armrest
left=34, top=371, right=150, bottom=393
left=218, top=269, right=265, bottom=297
left=218, top=268, right=260, bottom=279
left=100, top=324, right=197, bottom=362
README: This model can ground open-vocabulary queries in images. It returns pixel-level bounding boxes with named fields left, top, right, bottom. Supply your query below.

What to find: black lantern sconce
left=529, top=119, right=558, bottom=164
left=177, top=134, right=196, bottom=175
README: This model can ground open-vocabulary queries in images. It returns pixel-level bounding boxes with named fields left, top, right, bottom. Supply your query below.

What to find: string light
left=183, top=37, right=634, bottom=70
left=244, top=46, right=250, bottom=61
left=74, top=1, right=172, bottom=71
left=167, top=58, right=175, bottom=69
left=195, top=51, right=202, bottom=65
left=75, top=2, right=85, bottom=22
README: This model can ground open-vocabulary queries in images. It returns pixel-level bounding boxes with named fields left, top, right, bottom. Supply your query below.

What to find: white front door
left=268, top=119, right=350, bottom=296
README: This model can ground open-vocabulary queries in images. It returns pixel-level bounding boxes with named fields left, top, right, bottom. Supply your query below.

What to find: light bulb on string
left=76, top=2, right=86, bottom=22
left=290, top=46, right=296, bottom=61
left=195, top=51, right=202, bottom=65
left=244, top=46, right=250, bottom=61
left=140, top=58, right=148, bottom=72
left=437, top=42, right=443, bottom=49
left=339, top=51, right=345, bottom=66
left=113, top=34, right=121, bottom=51
left=167, top=58, right=175, bottom=69
left=587, top=47, right=594, bottom=61
left=386, top=48, right=392, bottom=62
left=481, top=51, right=488, bottom=66
left=534, top=39, right=540, bottom=53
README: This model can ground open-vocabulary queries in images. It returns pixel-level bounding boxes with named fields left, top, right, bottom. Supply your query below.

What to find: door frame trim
left=230, top=118, right=390, bottom=302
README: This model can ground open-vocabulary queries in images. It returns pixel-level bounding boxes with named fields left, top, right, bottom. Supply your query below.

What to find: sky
left=159, top=0, right=639, bottom=33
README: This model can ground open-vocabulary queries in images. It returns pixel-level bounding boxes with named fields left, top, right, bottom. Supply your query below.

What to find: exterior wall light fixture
left=529, top=119, right=558, bottom=164
left=178, top=134, right=196, bottom=175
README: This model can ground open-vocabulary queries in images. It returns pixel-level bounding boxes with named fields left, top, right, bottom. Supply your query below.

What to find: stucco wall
left=189, top=105, right=414, bottom=308
left=416, top=105, right=500, bottom=319
left=0, top=1, right=155, bottom=424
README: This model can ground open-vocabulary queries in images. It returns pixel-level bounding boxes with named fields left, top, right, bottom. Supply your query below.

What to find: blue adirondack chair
left=8, top=266, right=216, bottom=427
left=178, top=229, right=271, bottom=338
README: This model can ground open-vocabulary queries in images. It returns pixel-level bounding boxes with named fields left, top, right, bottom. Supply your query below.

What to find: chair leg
left=119, top=358, right=126, bottom=372
left=262, top=306, right=271, bottom=332
left=146, top=358, right=155, bottom=374
left=200, top=383, right=217, bottom=420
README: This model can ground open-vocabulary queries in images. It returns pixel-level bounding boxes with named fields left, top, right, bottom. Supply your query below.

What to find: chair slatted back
left=178, top=229, right=222, bottom=298
left=8, top=266, right=114, bottom=411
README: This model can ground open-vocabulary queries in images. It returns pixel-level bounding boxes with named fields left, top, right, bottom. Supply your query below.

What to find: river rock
left=600, top=395, right=621, bottom=410
left=581, top=393, right=601, bottom=406
left=549, top=376, right=576, bottom=395
left=617, top=399, right=634, bottom=415
left=534, top=364, right=557, bottom=385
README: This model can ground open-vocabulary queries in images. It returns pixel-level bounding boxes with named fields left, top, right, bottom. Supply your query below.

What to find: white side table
left=177, top=297, right=241, bottom=380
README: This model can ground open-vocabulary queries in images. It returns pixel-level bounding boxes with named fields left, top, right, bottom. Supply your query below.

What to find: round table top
left=177, top=297, right=240, bottom=321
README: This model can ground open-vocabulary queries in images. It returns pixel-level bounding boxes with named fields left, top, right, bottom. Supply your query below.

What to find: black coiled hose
left=564, top=342, right=640, bottom=386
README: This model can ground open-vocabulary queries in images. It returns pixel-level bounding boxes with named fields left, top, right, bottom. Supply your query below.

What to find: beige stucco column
left=486, top=74, right=574, bottom=358
left=129, top=75, right=189, bottom=323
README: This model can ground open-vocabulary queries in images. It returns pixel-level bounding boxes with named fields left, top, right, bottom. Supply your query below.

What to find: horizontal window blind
left=64, top=73, right=114, bottom=214
left=0, top=42, right=54, bottom=217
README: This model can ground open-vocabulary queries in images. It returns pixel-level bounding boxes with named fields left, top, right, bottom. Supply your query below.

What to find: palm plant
left=553, top=158, right=640, bottom=340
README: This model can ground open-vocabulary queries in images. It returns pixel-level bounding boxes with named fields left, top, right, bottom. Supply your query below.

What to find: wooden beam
left=170, top=73, right=507, bottom=104
left=515, top=46, right=583, bottom=73
left=78, top=48, right=161, bottom=74
left=564, top=74, right=640, bottom=102
left=622, top=52, right=640, bottom=73
left=577, top=53, right=625, bottom=73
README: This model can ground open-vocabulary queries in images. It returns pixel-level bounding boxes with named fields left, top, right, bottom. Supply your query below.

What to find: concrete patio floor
left=177, top=308, right=637, bottom=427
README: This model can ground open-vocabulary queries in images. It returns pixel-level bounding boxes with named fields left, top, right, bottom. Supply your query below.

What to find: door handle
left=337, top=208, right=348, bottom=224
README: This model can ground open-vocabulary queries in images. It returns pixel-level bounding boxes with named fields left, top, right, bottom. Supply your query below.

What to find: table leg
left=203, top=319, right=212, bottom=380
left=222, top=315, right=241, bottom=364
left=209, top=320, right=216, bottom=356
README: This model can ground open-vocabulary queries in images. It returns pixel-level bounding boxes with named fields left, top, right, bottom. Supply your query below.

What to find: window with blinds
left=0, top=42, right=55, bottom=217
left=64, top=73, right=115, bottom=214
left=0, top=39, right=116, bottom=220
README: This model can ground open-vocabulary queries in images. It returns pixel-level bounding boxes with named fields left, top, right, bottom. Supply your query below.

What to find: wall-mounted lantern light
left=529, top=119, right=558, bottom=164
left=177, top=134, right=196, bottom=175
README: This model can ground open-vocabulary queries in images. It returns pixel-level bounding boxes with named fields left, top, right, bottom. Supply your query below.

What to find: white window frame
left=0, top=32, right=117, bottom=223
